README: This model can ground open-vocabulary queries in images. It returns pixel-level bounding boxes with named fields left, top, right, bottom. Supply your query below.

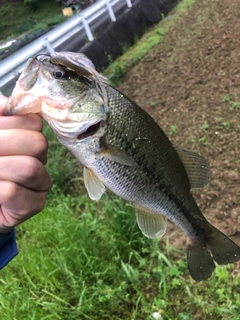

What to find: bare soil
left=118, top=0, right=240, bottom=254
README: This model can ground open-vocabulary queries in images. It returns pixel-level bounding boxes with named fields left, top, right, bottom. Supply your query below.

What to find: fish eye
left=53, top=69, right=68, bottom=80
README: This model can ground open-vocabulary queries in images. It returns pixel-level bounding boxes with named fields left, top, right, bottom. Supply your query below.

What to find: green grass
left=0, top=0, right=65, bottom=41
left=1, top=0, right=240, bottom=318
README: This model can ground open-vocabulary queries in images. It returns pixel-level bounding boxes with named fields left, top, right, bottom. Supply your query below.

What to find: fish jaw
left=5, top=58, right=42, bottom=115
left=5, top=56, right=78, bottom=119
left=5, top=54, right=107, bottom=142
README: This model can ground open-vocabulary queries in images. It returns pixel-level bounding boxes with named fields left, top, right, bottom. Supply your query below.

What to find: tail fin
left=186, top=225, right=240, bottom=281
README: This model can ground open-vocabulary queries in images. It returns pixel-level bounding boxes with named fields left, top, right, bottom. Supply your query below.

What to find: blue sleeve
left=0, top=229, right=18, bottom=269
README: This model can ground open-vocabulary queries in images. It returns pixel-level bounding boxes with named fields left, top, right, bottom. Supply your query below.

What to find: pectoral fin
left=135, top=204, right=167, bottom=239
left=174, top=146, right=211, bottom=189
left=83, top=167, right=106, bottom=200
left=99, top=143, right=137, bottom=167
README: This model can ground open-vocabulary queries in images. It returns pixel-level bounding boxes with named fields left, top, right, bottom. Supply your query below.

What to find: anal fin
left=83, top=167, right=106, bottom=200
left=135, top=204, right=167, bottom=239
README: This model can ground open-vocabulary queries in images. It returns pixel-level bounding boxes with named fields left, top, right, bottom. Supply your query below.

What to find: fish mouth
left=46, top=117, right=104, bottom=141
left=77, top=121, right=102, bottom=140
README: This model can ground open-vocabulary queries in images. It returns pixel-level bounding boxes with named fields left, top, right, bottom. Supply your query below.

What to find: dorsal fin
left=135, top=204, right=167, bottom=239
left=83, top=167, right=106, bottom=200
left=174, top=146, right=211, bottom=189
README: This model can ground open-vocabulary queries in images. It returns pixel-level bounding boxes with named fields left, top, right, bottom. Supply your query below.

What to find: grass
left=1, top=0, right=240, bottom=319
left=0, top=0, right=66, bottom=41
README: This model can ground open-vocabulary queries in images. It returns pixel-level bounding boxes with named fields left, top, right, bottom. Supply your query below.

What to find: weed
left=107, top=54, right=113, bottom=65
left=215, top=117, right=232, bottom=130
left=109, top=63, right=124, bottom=86
left=198, top=136, right=208, bottom=145
left=222, top=93, right=230, bottom=102
left=201, top=120, right=209, bottom=132
left=188, top=134, right=195, bottom=143
left=150, top=101, right=156, bottom=107
left=230, top=101, right=240, bottom=110
left=220, top=120, right=232, bottom=130
left=167, top=125, right=177, bottom=135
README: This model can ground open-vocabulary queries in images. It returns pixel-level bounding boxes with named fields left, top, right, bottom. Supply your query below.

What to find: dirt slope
left=118, top=0, right=240, bottom=251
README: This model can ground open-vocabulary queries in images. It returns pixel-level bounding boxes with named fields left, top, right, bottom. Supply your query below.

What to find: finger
left=0, top=130, right=48, bottom=164
left=0, top=156, right=52, bottom=191
left=0, top=113, right=43, bottom=132
left=0, top=181, right=49, bottom=233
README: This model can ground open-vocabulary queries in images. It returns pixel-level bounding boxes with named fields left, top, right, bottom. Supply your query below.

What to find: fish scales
left=102, top=86, right=206, bottom=235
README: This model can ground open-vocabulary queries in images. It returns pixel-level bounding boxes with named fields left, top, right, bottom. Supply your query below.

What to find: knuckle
left=20, top=158, right=52, bottom=191
left=23, top=157, right=42, bottom=182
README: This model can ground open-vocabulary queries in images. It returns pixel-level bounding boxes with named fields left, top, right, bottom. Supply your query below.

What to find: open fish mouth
left=77, top=121, right=102, bottom=140
left=46, top=117, right=104, bottom=141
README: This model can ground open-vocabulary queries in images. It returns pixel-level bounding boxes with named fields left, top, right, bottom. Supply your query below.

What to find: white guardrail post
left=105, top=0, right=116, bottom=22
left=81, top=14, right=94, bottom=41
left=126, top=0, right=132, bottom=8
left=44, top=39, right=55, bottom=55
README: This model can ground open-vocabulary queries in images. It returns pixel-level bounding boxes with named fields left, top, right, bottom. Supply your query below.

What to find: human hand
left=0, top=95, right=52, bottom=234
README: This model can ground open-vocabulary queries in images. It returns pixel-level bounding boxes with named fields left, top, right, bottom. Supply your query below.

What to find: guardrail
left=0, top=0, right=132, bottom=94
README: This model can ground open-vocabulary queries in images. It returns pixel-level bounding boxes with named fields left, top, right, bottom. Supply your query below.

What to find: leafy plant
left=222, top=93, right=230, bottom=102
left=109, top=63, right=124, bottom=86
left=230, top=101, right=240, bottom=110
left=198, top=136, right=208, bottom=145
left=168, top=125, right=177, bottom=135
left=201, top=120, right=209, bottom=132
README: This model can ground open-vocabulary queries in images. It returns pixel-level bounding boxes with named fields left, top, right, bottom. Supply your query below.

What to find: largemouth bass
left=5, top=52, right=240, bottom=281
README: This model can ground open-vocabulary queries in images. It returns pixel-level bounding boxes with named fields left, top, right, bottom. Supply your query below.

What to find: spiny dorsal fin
left=83, top=167, right=106, bottom=200
left=174, top=146, right=211, bottom=189
left=135, top=204, right=167, bottom=239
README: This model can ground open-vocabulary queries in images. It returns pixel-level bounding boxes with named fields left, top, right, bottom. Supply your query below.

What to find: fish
left=5, top=51, right=240, bottom=281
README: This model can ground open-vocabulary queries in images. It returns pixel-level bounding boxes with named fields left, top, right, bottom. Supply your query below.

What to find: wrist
left=0, top=227, right=13, bottom=235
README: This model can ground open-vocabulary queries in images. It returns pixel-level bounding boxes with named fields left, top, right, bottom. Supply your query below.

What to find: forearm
left=0, top=229, right=18, bottom=269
